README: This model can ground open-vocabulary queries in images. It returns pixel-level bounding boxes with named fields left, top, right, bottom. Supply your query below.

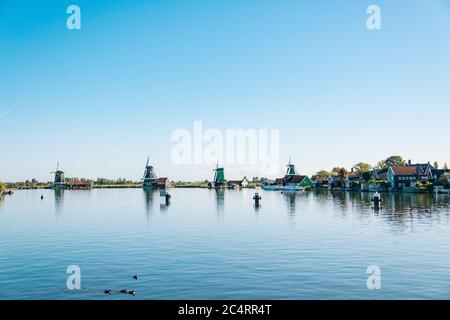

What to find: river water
left=1, top=188, right=450, bottom=299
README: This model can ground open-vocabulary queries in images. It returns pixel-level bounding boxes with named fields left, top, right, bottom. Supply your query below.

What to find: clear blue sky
left=1, top=0, right=450, bottom=181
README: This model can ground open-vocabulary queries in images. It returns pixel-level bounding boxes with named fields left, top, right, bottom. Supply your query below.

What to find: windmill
left=285, top=157, right=296, bottom=176
left=212, top=161, right=225, bottom=188
left=50, top=162, right=65, bottom=187
left=142, top=157, right=158, bottom=187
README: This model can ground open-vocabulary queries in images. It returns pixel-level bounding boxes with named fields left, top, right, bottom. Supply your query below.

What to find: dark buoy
left=372, top=192, right=382, bottom=210
left=160, top=190, right=171, bottom=206
left=133, top=275, right=139, bottom=280
left=253, top=192, right=262, bottom=207
left=104, top=290, right=112, bottom=295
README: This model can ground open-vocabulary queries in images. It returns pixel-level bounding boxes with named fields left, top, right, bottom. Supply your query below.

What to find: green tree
left=377, top=155, right=405, bottom=169
left=434, top=161, right=439, bottom=169
left=353, top=162, right=372, bottom=172
left=316, top=170, right=330, bottom=178
left=440, top=173, right=450, bottom=188
left=331, top=167, right=343, bottom=175
left=0, top=182, right=5, bottom=191
left=338, top=168, right=348, bottom=181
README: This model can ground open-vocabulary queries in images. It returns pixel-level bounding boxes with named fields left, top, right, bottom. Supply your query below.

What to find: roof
left=411, top=163, right=434, bottom=172
left=285, top=175, right=307, bottom=184
left=328, top=175, right=341, bottom=182
left=391, top=166, right=424, bottom=176
left=378, top=172, right=387, bottom=180
left=156, top=177, right=168, bottom=184
left=313, top=176, right=327, bottom=182
left=227, top=180, right=243, bottom=184
left=67, top=180, right=92, bottom=185
left=275, top=178, right=284, bottom=185
left=347, top=171, right=360, bottom=179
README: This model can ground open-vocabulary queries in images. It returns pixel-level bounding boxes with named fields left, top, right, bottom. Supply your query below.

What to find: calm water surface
left=1, top=188, right=450, bottom=299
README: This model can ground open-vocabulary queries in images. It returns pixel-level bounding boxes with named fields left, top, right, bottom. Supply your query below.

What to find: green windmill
left=285, top=157, right=297, bottom=176
left=213, top=162, right=226, bottom=188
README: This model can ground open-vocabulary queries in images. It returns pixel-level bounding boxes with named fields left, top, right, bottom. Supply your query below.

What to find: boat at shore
left=262, top=185, right=304, bottom=192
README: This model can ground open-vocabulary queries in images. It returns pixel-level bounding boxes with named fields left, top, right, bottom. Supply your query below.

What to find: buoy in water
left=372, top=192, right=382, bottom=209
left=104, top=290, right=112, bottom=295
left=133, top=275, right=139, bottom=280
left=128, top=290, right=136, bottom=296
left=253, top=192, right=262, bottom=207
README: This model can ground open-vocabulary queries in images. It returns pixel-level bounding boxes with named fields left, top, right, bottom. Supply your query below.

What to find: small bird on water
left=133, top=275, right=139, bottom=280
left=41, top=195, right=44, bottom=200
left=104, top=290, right=112, bottom=295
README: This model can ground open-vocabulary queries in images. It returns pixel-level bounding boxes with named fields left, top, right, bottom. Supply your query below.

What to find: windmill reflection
left=143, top=188, right=155, bottom=217
left=215, top=189, right=225, bottom=215
left=54, top=187, right=64, bottom=215
left=284, top=191, right=297, bottom=215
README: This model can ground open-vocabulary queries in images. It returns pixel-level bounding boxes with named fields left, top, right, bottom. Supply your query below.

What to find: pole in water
left=253, top=192, right=262, bottom=207
left=372, top=192, right=382, bottom=210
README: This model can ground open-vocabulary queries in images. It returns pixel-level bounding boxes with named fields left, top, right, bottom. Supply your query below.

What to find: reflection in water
left=2, top=188, right=450, bottom=299
left=54, top=188, right=64, bottom=215
left=283, top=191, right=297, bottom=215
left=215, top=189, right=225, bottom=215
left=143, top=189, right=155, bottom=218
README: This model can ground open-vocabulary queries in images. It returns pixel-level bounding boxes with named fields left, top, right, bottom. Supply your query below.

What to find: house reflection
left=284, top=192, right=297, bottom=215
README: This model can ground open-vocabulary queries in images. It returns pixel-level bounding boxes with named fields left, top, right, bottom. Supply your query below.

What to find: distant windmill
left=142, top=157, right=158, bottom=188
left=212, top=161, right=225, bottom=188
left=50, top=162, right=65, bottom=188
left=286, top=157, right=296, bottom=176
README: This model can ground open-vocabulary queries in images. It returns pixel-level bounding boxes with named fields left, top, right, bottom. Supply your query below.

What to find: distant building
left=344, top=169, right=362, bottom=190
left=227, top=177, right=249, bottom=189
left=66, top=179, right=93, bottom=189
left=142, top=157, right=168, bottom=189
left=327, top=175, right=341, bottom=189
left=279, top=160, right=314, bottom=189
left=387, top=165, right=427, bottom=190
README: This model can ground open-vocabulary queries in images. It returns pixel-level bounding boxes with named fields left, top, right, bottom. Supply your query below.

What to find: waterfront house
left=361, top=168, right=388, bottom=192
left=312, top=176, right=328, bottom=189
left=327, top=175, right=341, bottom=189
left=156, top=177, right=168, bottom=190
left=66, top=179, right=93, bottom=189
left=284, top=175, right=314, bottom=189
left=387, top=165, right=427, bottom=190
left=142, top=157, right=168, bottom=190
left=264, top=160, right=314, bottom=190
left=227, top=177, right=249, bottom=189
left=344, top=169, right=362, bottom=190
